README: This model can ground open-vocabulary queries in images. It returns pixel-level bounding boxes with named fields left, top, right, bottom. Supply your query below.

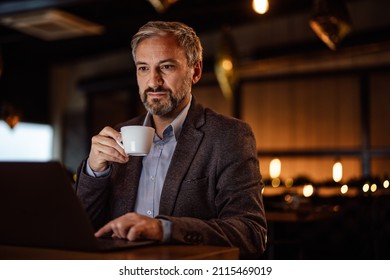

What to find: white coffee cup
left=117, top=125, right=155, bottom=156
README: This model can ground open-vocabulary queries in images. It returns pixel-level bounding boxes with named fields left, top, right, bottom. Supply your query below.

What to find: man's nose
left=148, top=69, right=163, bottom=89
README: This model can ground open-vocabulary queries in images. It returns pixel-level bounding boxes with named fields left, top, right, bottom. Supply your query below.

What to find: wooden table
left=0, top=244, right=239, bottom=260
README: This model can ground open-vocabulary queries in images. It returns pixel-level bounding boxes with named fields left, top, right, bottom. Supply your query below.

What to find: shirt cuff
left=85, top=159, right=111, bottom=178
left=159, top=219, right=172, bottom=242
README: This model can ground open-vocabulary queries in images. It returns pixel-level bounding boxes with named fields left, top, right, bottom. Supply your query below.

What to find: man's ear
left=192, top=61, right=202, bottom=84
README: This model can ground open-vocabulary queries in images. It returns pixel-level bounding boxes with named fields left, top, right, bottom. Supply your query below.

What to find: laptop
left=0, top=161, right=155, bottom=252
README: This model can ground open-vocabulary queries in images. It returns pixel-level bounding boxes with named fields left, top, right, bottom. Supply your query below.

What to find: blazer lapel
left=159, top=101, right=205, bottom=215
left=113, top=115, right=145, bottom=214
left=115, top=156, right=143, bottom=213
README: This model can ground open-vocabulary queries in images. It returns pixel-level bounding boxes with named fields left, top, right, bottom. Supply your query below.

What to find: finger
left=91, top=137, right=128, bottom=161
left=94, top=126, right=126, bottom=157
left=99, top=127, right=127, bottom=155
left=96, top=223, right=125, bottom=239
left=98, top=126, right=121, bottom=140
left=100, top=127, right=127, bottom=157
left=94, top=223, right=113, bottom=238
left=126, top=219, right=163, bottom=241
left=95, top=214, right=136, bottom=239
left=127, top=224, right=143, bottom=241
left=89, top=137, right=129, bottom=171
left=111, top=221, right=132, bottom=239
left=88, top=126, right=131, bottom=171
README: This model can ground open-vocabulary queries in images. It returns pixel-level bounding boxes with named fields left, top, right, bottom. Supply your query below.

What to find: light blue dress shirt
left=86, top=96, right=192, bottom=241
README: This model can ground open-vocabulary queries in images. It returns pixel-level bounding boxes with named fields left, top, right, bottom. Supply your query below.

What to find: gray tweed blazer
left=75, top=97, right=267, bottom=259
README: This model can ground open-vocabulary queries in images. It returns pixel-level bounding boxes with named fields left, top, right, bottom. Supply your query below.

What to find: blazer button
left=184, top=234, right=193, bottom=243
left=185, top=232, right=202, bottom=244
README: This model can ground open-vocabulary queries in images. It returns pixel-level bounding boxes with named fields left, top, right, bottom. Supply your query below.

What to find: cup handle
left=115, top=139, right=125, bottom=150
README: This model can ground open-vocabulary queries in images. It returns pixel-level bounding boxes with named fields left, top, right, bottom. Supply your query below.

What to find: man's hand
left=94, top=213, right=163, bottom=241
left=88, top=126, right=129, bottom=172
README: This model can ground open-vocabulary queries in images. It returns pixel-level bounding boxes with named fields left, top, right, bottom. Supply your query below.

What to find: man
left=75, top=21, right=267, bottom=258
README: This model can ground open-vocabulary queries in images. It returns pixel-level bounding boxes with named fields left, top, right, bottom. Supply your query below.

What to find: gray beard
left=141, top=73, right=192, bottom=116
left=143, top=91, right=184, bottom=116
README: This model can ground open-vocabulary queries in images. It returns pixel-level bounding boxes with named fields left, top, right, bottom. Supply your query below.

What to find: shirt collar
left=143, top=95, right=192, bottom=140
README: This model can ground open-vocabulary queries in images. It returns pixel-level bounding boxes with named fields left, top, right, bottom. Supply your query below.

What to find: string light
left=285, top=178, right=294, bottom=188
left=340, top=184, right=348, bottom=194
left=272, top=178, right=281, bottom=188
left=263, top=160, right=389, bottom=198
left=333, top=161, right=343, bottom=182
left=269, top=158, right=281, bottom=179
left=303, top=184, right=314, bottom=197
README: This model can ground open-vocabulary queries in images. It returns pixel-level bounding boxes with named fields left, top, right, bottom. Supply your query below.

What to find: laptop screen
left=0, top=161, right=99, bottom=250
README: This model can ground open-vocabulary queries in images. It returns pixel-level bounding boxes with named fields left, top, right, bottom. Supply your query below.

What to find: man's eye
left=161, top=65, right=175, bottom=70
left=138, top=66, right=149, bottom=72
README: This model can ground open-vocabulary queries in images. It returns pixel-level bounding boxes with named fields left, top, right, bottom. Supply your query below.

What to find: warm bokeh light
left=370, top=184, right=377, bottom=192
left=4, top=114, right=20, bottom=129
left=222, top=58, right=233, bottom=71
left=333, top=161, right=343, bottom=182
left=284, top=194, right=293, bottom=204
left=272, top=178, right=280, bottom=188
left=362, top=183, right=369, bottom=192
left=252, top=0, right=269, bottom=14
left=285, top=178, right=293, bottom=188
left=340, top=184, right=348, bottom=194
left=269, top=158, right=281, bottom=178
left=303, top=184, right=314, bottom=197
left=384, top=180, right=389, bottom=189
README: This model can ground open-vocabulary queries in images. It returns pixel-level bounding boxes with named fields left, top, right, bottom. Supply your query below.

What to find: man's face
left=134, top=35, right=198, bottom=117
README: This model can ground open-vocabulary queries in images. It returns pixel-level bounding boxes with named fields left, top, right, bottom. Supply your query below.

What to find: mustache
left=144, top=86, right=169, bottom=94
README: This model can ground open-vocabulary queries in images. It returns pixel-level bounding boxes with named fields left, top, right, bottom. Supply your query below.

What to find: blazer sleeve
left=74, top=160, right=112, bottom=230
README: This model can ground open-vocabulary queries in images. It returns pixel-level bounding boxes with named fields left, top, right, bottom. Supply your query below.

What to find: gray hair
left=131, top=21, right=203, bottom=67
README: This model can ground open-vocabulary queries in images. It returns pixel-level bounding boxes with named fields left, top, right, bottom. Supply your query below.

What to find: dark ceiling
left=0, top=0, right=320, bottom=63
left=1, top=0, right=390, bottom=124
left=1, top=0, right=389, bottom=64
left=0, top=0, right=318, bottom=123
